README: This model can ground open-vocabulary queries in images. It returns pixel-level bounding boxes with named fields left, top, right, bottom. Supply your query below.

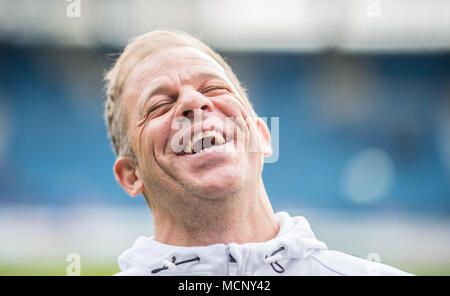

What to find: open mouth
left=176, top=129, right=232, bottom=156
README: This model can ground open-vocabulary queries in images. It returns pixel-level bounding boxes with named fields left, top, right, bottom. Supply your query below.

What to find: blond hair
left=104, top=30, right=256, bottom=159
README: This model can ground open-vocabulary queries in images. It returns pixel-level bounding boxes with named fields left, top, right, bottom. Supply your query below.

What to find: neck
left=151, top=179, right=279, bottom=246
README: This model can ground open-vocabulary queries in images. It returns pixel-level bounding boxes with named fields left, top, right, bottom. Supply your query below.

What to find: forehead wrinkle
left=129, top=48, right=228, bottom=91
left=144, top=51, right=228, bottom=82
left=136, top=55, right=220, bottom=80
left=181, top=69, right=228, bottom=85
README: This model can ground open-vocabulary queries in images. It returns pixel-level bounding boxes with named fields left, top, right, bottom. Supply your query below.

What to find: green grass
left=0, top=263, right=119, bottom=276
left=1, top=262, right=449, bottom=276
left=394, top=262, right=450, bottom=276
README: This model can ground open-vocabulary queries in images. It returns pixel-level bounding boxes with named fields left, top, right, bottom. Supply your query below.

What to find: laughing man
left=104, top=30, right=411, bottom=276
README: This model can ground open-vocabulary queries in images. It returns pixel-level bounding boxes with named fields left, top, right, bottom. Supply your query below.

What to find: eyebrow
left=137, top=84, right=173, bottom=116
left=146, top=85, right=173, bottom=102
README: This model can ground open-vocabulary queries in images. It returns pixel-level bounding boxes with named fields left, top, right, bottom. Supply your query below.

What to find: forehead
left=126, top=46, right=228, bottom=88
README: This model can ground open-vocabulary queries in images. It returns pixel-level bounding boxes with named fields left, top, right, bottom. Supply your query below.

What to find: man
left=104, top=30, right=411, bottom=276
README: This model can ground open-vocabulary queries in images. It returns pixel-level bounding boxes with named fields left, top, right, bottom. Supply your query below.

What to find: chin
left=184, top=168, right=246, bottom=200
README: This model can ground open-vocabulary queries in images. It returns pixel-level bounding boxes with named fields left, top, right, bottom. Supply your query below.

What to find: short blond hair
left=104, top=30, right=256, bottom=159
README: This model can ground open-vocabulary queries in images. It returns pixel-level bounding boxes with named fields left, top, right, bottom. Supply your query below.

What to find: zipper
left=226, top=246, right=238, bottom=276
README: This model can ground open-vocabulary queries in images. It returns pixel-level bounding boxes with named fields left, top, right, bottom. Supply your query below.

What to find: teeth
left=184, top=130, right=225, bottom=154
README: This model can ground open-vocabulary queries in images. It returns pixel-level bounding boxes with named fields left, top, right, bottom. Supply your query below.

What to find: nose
left=175, top=89, right=213, bottom=120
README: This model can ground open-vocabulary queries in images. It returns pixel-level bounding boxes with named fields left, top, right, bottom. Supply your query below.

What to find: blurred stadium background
left=0, top=0, right=449, bottom=275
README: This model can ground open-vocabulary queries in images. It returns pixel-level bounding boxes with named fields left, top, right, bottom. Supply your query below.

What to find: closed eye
left=146, top=100, right=173, bottom=118
left=202, top=86, right=230, bottom=96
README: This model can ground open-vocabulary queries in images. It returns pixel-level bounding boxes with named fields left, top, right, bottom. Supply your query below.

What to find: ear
left=113, top=156, right=145, bottom=197
left=255, top=118, right=272, bottom=157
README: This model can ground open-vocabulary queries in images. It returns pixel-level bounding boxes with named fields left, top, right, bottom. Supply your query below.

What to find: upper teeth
left=184, top=130, right=225, bottom=154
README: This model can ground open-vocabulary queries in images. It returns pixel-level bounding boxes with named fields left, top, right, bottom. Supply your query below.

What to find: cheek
left=140, top=115, right=173, bottom=157
left=211, top=95, right=246, bottom=119
left=211, top=95, right=257, bottom=140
